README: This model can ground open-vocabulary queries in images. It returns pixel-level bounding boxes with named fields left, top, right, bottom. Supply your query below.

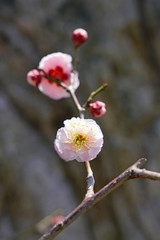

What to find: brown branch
left=39, top=158, right=160, bottom=240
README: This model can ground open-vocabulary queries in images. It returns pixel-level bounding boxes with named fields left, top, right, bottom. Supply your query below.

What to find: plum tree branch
left=39, top=158, right=160, bottom=240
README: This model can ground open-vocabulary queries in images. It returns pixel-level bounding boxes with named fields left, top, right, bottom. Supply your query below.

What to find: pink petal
left=38, top=78, right=70, bottom=100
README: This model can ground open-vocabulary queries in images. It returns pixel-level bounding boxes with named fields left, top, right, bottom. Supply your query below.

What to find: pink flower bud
left=72, top=28, right=88, bottom=48
left=51, top=216, right=65, bottom=226
left=27, top=69, right=42, bottom=86
left=89, top=101, right=106, bottom=118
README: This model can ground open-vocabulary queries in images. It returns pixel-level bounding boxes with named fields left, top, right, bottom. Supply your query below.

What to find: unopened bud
left=51, top=216, right=65, bottom=227
left=89, top=101, right=106, bottom=118
left=72, top=28, right=88, bottom=48
left=27, top=69, right=43, bottom=86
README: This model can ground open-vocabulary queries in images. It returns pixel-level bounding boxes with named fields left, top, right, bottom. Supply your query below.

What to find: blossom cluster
left=27, top=28, right=106, bottom=162
left=27, top=52, right=79, bottom=100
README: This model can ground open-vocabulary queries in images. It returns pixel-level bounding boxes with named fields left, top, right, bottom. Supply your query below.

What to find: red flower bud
left=72, top=28, right=88, bottom=48
left=27, top=69, right=43, bottom=86
left=89, top=101, right=106, bottom=118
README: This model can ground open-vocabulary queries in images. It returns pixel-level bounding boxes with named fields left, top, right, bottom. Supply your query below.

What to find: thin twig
left=38, top=68, right=85, bottom=118
left=83, top=83, right=108, bottom=108
left=37, top=69, right=69, bottom=92
left=68, top=91, right=95, bottom=197
left=73, top=47, right=79, bottom=70
left=39, top=158, right=160, bottom=240
left=84, top=161, right=95, bottom=198
left=37, top=68, right=94, bottom=197
left=69, top=90, right=85, bottom=118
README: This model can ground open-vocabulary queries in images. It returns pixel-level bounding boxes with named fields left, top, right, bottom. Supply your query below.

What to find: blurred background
left=0, top=0, right=160, bottom=239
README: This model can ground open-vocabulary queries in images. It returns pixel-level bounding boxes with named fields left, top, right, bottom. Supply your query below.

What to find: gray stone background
left=0, top=0, right=160, bottom=239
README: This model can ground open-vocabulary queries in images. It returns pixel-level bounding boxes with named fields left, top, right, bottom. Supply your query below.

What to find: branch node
left=57, top=221, right=64, bottom=228
left=86, top=176, right=95, bottom=188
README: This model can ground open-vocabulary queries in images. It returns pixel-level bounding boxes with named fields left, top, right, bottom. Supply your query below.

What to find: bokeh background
left=0, top=0, right=160, bottom=239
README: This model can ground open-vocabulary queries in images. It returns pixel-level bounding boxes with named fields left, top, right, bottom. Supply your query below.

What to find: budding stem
left=69, top=90, right=85, bottom=118
left=83, top=83, right=108, bottom=108
left=73, top=47, right=79, bottom=70
left=69, top=91, right=95, bottom=198
left=38, top=68, right=95, bottom=198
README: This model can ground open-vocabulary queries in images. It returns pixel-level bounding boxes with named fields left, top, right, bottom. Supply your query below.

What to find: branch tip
left=83, top=83, right=108, bottom=108
left=135, top=158, right=147, bottom=169
left=103, top=83, right=109, bottom=88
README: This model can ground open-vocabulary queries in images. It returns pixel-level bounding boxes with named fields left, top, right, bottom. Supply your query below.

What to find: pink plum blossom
left=72, top=28, right=88, bottom=48
left=89, top=101, right=106, bottom=118
left=54, top=117, right=103, bottom=162
left=27, top=69, right=43, bottom=86
left=38, top=52, right=80, bottom=100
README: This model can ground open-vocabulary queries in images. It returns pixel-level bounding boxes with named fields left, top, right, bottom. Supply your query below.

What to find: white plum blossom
left=54, top=117, right=104, bottom=162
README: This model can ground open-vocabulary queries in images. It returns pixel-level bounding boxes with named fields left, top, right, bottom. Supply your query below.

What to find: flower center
left=74, top=134, right=87, bottom=146
left=48, top=66, right=68, bottom=84
left=71, top=133, right=90, bottom=152
left=66, top=121, right=95, bottom=152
